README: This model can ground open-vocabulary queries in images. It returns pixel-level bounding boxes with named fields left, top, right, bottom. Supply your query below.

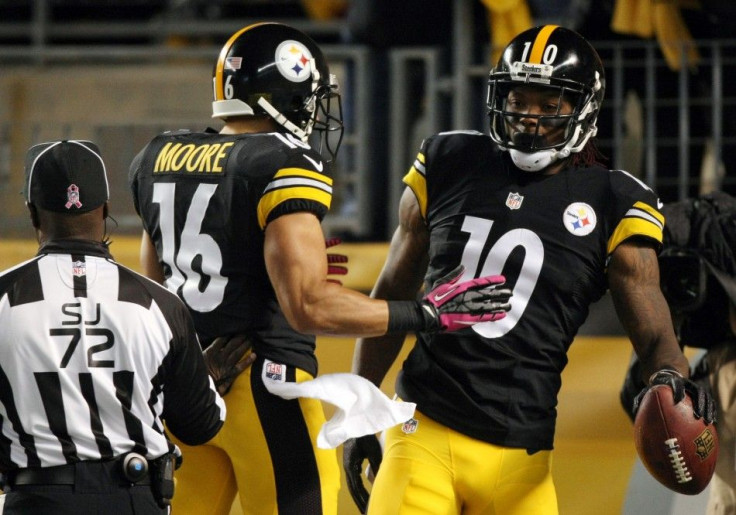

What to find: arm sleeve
left=402, top=140, right=429, bottom=221
left=160, top=303, right=226, bottom=445
left=255, top=149, right=334, bottom=229
left=606, top=170, right=665, bottom=257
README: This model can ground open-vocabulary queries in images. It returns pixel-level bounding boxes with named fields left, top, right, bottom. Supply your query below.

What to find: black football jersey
left=129, top=129, right=334, bottom=375
left=396, top=131, right=665, bottom=451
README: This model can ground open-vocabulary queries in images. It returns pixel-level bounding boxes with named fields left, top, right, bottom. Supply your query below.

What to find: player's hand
left=203, top=334, right=256, bottom=396
left=420, top=265, right=511, bottom=332
left=343, top=435, right=382, bottom=514
left=633, top=369, right=716, bottom=425
left=326, top=237, right=348, bottom=285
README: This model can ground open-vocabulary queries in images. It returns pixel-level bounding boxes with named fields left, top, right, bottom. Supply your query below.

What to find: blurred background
left=1, top=0, right=734, bottom=241
left=1, top=1, right=734, bottom=513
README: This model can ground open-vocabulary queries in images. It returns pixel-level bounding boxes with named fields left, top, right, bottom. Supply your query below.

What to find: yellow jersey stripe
left=529, top=25, right=559, bottom=64
left=257, top=187, right=332, bottom=229
left=607, top=216, right=664, bottom=256
left=632, top=200, right=665, bottom=226
left=403, top=168, right=428, bottom=220
left=274, top=167, right=333, bottom=187
left=411, top=152, right=427, bottom=177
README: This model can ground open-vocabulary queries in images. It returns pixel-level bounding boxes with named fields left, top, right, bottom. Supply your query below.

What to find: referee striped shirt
left=0, top=239, right=225, bottom=470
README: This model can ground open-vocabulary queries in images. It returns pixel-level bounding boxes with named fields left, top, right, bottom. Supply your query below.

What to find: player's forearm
left=609, top=241, right=689, bottom=378
left=614, top=288, right=688, bottom=377
left=139, top=229, right=165, bottom=284
left=351, top=334, right=406, bottom=387
left=635, top=338, right=690, bottom=381
left=281, top=281, right=393, bottom=337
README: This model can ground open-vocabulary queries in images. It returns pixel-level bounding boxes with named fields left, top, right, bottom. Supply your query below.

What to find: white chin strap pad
left=257, top=97, right=309, bottom=142
left=509, top=148, right=561, bottom=172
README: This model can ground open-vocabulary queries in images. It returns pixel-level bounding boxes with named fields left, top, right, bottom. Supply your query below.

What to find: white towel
left=261, top=360, right=416, bottom=449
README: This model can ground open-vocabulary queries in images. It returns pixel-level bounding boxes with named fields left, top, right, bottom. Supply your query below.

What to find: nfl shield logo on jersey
left=401, top=417, right=419, bottom=434
left=506, top=192, right=524, bottom=210
left=265, top=361, right=285, bottom=382
left=72, top=260, right=86, bottom=277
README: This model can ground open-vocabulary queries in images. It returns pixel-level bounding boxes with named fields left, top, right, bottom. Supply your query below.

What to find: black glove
left=203, top=334, right=256, bottom=396
left=633, top=369, right=716, bottom=425
left=343, top=435, right=382, bottom=514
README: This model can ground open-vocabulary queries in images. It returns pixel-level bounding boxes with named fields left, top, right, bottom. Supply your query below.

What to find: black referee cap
left=24, top=140, right=109, bottom=213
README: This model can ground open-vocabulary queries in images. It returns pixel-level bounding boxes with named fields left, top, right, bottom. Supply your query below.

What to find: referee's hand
left=203, top=334, right=256, bottom=396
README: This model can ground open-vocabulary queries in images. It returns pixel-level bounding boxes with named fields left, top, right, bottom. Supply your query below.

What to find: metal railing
left=386, top=38, right=736, bottom=233
left=2, top=1, right=734, bottom=239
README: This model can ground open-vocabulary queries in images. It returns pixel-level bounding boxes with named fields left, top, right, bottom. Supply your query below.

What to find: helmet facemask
left=252, top=63, right=344, bottom=164
left=487, top=73, right=602, bottom=172
left=305, top=71, right=345, bottom=164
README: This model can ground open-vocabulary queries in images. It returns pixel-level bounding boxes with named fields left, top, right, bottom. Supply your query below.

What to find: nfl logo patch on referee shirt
left=72, top=260, right=86, bottom=277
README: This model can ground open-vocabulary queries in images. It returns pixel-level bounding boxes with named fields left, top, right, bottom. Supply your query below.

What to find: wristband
left=387, top=301, right=434, bottom=333
left=648, top=368, right=684, bottom=385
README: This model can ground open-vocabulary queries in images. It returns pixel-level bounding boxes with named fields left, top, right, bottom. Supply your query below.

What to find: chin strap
left=256, top=58, right=320, bottom=143
left=509, top=147, right=569, bottom=172
left=257, top=97, right=309, bottom=142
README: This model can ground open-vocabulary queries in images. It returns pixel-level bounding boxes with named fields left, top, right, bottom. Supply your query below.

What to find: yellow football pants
left=368, top=409, right=557, bottom=515
left=169, top=357, right=340, bottom=515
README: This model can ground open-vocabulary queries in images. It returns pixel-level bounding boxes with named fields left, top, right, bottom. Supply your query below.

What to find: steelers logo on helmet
left=563, top=202, right=597, bottom=236
left=275, top=40, right=314, bottom=83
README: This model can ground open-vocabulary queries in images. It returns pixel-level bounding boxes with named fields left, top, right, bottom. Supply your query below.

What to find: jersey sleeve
left=606, top=169, right=665, bottom=256
left=160, top=303, right=225, bottom=445
left=143, top=285, right=226, bottom=445
left=255, top=149, right=333, bottom=230
left=402, top=138, right=430, bottom=220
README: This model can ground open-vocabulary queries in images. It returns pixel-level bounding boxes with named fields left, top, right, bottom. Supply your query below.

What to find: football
left=634, top=384, right=718, bottom=495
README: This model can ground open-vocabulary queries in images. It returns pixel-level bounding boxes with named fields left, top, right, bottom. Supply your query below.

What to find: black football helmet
left=212, top=22, right=343, bottom=160
left=487, top=25, right=605, bottom=171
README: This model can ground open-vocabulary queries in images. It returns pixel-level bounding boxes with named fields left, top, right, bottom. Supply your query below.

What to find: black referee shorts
left=3, top=460, right=165, bottom=515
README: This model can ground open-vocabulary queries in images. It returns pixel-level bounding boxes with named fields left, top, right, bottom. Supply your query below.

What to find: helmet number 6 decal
left=224, top=75, right=234, bottom=99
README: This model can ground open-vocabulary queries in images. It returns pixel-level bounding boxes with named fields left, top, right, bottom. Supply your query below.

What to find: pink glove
left=422, top=265, right=511, bottom=332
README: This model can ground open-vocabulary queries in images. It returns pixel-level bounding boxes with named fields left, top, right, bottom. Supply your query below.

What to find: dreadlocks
left=570, top=139, right=607, bottom=168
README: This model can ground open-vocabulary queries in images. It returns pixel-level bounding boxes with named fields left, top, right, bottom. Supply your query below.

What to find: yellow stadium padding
left=0, top=236, right=389, bottom=293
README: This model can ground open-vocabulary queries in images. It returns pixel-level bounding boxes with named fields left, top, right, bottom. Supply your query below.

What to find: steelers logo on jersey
left=563, top=202, right=597, bottom=236
left=275, top=40, right=314, bottom=83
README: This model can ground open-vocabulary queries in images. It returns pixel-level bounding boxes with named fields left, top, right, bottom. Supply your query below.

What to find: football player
left=342, top=25, right=714, bottom=514
left=128, top=22, right=512, bottom=515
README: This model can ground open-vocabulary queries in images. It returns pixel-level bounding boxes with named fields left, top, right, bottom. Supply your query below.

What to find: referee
left=0, top=140, right=245, bottom=514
